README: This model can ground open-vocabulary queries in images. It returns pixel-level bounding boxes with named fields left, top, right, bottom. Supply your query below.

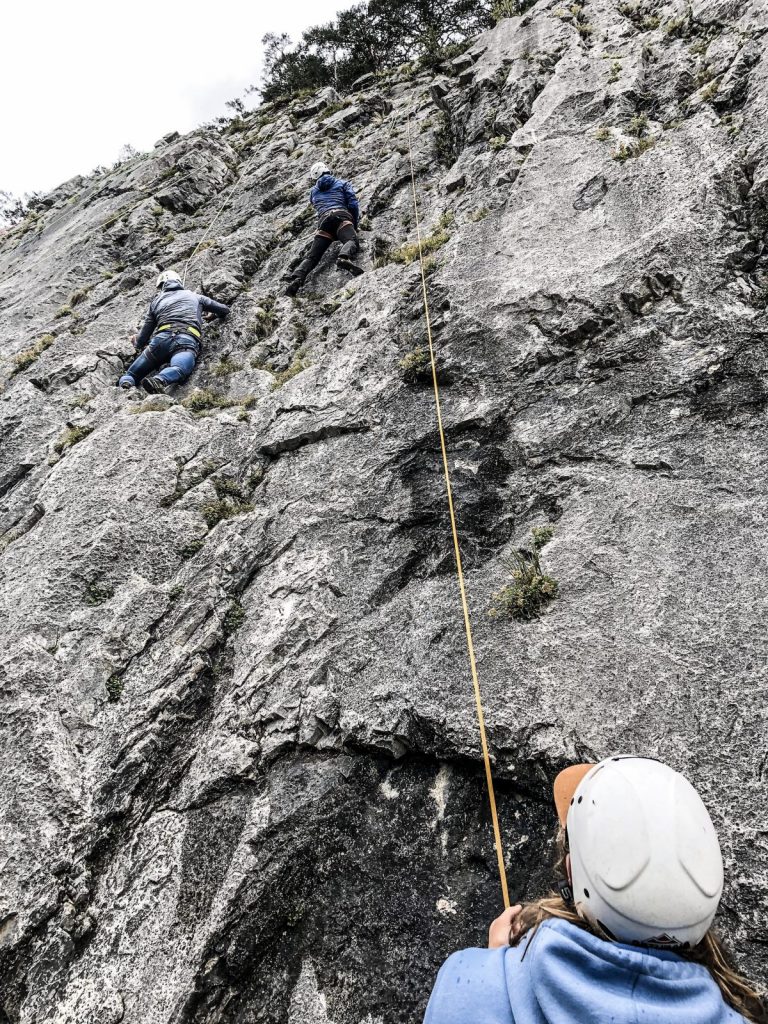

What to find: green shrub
left=490, top=527, right=559, bottom=622
left=69, top=287, right=90, bottom=306
left=53, top=424, right=93, bottom=455
left=179, top=539, right=205, bottom=559
left=211, top=357, right=243, bottom=378
left=182, top=388, right=236, bottom=413
left=271, top=357, right=309, bottom=389
left=399, top=347, right=432, bottom=383
left=488, top=135, right=509, bottom=151
left=213, top=476, right=247, bottom=501
left=12, top=333, right=55, bottom=373
left=201, top=498, right=254, bottom=528
left=249, top=299, right=278, bottom=342
left=54, top=305, right=73, bottom=319
left=469, top=206, right=489, bottom=222
left=613, top=137, right=655, bottom=161
left=85, top=580, right=114, bottom=606
left=293, top=320, right=308, bottom=344
left=608, top=61, right=622, bottom=83
left=595, top=126, right=613, bottom=141
left=628, top=114, right=649, bottom=137
left=222, top=600, right=246, bottom=637
left=106, top=673, right=124, bottom=702
left=387, top=212, right=454, bottom=266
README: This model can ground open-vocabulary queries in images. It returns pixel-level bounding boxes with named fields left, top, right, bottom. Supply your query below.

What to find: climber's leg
left=336, top=221, right=363, bottom=276
left=156, top=347, right=197, bottom=386
left=285, top=232, right=334, bottom=296
left=119, top=336, right=166, bottom=388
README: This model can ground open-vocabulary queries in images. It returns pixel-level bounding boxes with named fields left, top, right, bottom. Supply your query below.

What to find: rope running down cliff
left=405, top=110, right=510, bottom=909
left=182, top=145, right=261, bottom=286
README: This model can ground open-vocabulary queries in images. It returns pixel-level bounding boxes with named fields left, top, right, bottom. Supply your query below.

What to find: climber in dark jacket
left=119, top=271, right=229, bottom=394
left=285, top=162, right=362, bottom=296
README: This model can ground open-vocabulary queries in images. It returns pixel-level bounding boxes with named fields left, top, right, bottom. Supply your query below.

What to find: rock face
left=2, top=1, right=768, bottom=1020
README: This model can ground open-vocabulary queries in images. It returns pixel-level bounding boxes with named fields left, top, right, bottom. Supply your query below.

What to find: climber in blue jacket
left=424, top=756, right=766, bottom=1024
left=285, top=162, right=362, bottom=296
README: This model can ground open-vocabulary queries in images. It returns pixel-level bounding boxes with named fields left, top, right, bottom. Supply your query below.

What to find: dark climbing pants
left=119, top=331, right=199, bottom=388
left=294, top=211, right=359, bottom=282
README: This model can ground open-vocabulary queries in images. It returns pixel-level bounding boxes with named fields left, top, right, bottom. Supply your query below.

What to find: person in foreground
left=424, top=756, right=767, bottom=1024
left=119, top=270, right=229, bottom=394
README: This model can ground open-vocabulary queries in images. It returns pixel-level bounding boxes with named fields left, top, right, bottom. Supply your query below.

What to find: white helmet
left=554, top=757, right=723, bottom=946
left=309, top=161, right=331, bottom=181
left=156, top=269, right=182, bottom=288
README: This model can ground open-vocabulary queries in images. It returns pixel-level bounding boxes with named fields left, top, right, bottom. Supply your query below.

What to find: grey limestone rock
left=1, top=1, right=768, bottom=1021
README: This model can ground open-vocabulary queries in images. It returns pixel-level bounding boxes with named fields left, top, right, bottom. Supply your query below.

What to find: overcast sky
left=1, top=0, right=357, bottom=199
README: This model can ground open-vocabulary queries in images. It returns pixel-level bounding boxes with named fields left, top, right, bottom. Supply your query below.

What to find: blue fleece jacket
left=310, top=173, right=359, bottom=226
left=424, top=919, right=745, bottom=1024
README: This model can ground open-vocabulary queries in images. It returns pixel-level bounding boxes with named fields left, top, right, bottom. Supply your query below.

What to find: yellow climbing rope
left=405, top=113, right=510, bottom=909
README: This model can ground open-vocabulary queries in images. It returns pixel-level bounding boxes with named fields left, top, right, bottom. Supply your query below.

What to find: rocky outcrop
left=1, top=0, right=768, bottom=1020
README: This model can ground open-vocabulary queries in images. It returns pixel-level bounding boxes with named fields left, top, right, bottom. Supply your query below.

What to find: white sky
left=1, top=0, right=357, bottom=198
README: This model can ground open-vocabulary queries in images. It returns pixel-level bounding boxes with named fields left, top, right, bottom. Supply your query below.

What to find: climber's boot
left=284, top=258, right=313, bottom=297
left=336, top=240, right=363, bottom=277
left=141, top=376, right=168, bottom=395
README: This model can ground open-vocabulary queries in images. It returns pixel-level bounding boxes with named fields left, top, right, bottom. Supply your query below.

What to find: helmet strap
left=558, top=879, right=574, bottom=906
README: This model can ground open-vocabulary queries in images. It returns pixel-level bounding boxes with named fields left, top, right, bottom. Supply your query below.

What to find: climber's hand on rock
left=488, top=904, right=523, bottom=948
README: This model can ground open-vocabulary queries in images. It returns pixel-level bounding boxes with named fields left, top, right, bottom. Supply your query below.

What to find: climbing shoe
left=118, top=378, right=135, bottom=390
left=337, top=258, right=364, bottom=277
left=284, top=279, right=301, bottom=297
left=141, top=376, right=168, bottom=395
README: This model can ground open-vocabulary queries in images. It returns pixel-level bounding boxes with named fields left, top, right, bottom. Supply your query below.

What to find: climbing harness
left=181, top=146, right=261, bottom=286
left=155, top=322, right=201, bottom=340
left=405, top=111, right=510, bottom=909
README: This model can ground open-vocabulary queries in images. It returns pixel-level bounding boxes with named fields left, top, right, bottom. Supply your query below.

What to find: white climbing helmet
left=554, top=756, right=724, bottom=947
left=309, top=161, right=331, bottom=181
left=156, top=269, right=182, bottom=288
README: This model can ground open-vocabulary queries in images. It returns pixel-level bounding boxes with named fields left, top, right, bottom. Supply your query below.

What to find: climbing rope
left=181, top=144, right=261, bottom=286
left=405, top=111, right=511, bottom=909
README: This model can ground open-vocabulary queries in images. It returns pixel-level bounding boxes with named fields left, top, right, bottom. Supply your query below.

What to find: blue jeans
left=119, top=332, right=199, bottom=387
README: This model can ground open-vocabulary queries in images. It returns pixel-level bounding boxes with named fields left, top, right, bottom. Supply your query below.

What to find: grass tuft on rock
left=179, top=539, right=205, bottom=559
left=491, top=527, right=559, bottom=622
left=12, top=333, right=55, bottom=373
left=271, top=357, right=309, bottom=390
left=222, top=600, right=246, bottom=637
left=399, top=347, right=432, bottom=382
left=53, top=424, right=94, bottom=455
left=106, top=673, right=124, bottom=703
left=201, top=498, right=254, bottom=529
left=385, top=212, right=454, bottom=266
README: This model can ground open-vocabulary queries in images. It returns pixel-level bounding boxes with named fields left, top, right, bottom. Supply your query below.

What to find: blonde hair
left=511, top=831, right=767, bottom=1024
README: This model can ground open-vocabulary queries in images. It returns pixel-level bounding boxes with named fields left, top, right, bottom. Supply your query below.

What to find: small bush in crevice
left=222, top=600, right=246, bottom=637
left=182, top=389, right=236, bottom=414
left=179, top=539, right=205, bottom=559
left=85, top=580, right=115, bottom=606
left=385, top=212, right=454, bottom=266
left=490, top=527, right=559, bottom=622
left=213, top=476, right=248, bottom=501
left=12, top=333, right=55, bottom=373
left=211, top=357, right=243, bottom=378
left=201, top=498, right=254, bottom=529
left=399, top=347, right=432, bottom=382
left=53, top=424, right=94, bottom=456
left=106, top=673, right=124, bottom=703
left=69, top=286, right=91, bottom=307
left=271, top=357, right=309, bottom=390
left=249, top=298, right=278, bottom=343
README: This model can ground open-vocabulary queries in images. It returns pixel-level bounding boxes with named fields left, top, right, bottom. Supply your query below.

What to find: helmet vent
left=583, top=888, right=590, bottom=898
